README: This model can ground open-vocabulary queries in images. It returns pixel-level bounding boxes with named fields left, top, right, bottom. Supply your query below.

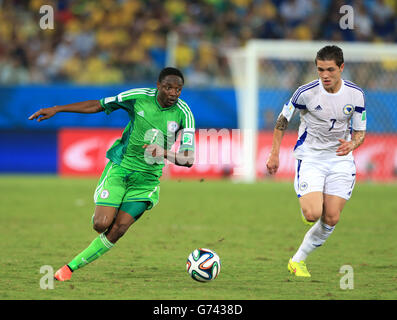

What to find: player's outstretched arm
left=266, top=113, right=288, bottom=175
left=28, top=100, right=103, bottom=122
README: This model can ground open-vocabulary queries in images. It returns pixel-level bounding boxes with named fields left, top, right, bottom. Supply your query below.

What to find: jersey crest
left=343, top=104, right=354, bottom=115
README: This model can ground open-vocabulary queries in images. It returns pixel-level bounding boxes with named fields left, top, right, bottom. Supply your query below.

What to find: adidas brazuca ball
left=186, top=248, right=221, bottom=282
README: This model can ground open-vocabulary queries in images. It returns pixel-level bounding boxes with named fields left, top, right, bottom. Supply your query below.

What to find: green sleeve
left=177, top=99, right=195, bottom=152
left=100, top=95, right=135, bottom=115
left=179, top=128, right=195, bottom=152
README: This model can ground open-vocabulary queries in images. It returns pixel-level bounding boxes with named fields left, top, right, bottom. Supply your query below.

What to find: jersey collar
left=319, top=78, right=345, bottom=96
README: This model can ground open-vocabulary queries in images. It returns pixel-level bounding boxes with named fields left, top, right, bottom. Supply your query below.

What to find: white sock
left=292, top=219, right=335, bottom=262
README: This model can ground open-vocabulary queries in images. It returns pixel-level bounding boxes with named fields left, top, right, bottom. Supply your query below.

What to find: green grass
left=0, top=175, right=396, bottom=300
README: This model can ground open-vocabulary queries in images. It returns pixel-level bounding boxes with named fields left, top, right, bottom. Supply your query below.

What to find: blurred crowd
left=0, top=0, right=396, bottom=86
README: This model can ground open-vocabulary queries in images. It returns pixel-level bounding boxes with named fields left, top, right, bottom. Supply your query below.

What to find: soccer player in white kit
left=266, top=45, right=367, bottom=277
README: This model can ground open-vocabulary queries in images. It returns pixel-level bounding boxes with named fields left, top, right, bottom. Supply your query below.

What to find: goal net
left=227, top=40, right=397, bottom=183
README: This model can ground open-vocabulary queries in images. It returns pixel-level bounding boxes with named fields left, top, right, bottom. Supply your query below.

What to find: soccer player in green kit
left=29, top=67, right=195, bottom=281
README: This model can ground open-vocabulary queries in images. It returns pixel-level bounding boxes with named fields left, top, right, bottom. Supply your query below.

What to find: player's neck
left=324, top=79, right=342, bottom=94
left=156, top=96, right=170, bottom=108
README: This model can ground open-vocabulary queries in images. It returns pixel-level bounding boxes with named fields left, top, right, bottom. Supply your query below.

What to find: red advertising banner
left=58, top=128, right=122, bottom=176
left=58, top=128, right=397, bottom=181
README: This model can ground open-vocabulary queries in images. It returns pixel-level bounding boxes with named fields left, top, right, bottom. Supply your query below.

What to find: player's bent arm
left=165, top=149, right=195, bottom=168
left=336, top=130, right=366, bottom=156
left=29, top=100, right=103, bottom=122
left=143, top=145, right=194, bottom=168
left=351, top=130, right=366, bottom=150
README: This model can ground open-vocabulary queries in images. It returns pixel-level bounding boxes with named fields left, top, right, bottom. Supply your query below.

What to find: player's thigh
left=322, top=194, right=347, bottom=226
left=299, top=192, right=323, bottom=221
left=324, top=159, right=356, bottom=201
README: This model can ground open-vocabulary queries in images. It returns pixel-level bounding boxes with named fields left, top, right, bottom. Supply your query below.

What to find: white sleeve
left=281, top=99, right=298, bottom=122
left=352, top=92, right=366, bottom=131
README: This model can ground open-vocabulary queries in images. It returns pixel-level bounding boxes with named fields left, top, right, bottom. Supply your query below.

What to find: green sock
left=67, top=233, right=114, bottom=271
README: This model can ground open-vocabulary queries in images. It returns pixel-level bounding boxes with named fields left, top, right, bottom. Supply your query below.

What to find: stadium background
left=2, top=0, right=397, bottom=302
left=1, top=0, right=397, bottom=181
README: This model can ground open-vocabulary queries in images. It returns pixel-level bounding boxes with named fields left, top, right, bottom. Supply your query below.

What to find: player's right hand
left=28, top=107, right=57, bottom=122
left=142, top=144, right=165, bottom=158
left=266, top=153, right=279, bottom=175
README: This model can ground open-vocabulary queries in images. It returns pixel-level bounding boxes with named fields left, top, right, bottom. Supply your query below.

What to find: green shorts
left=94, top=161, right=160, bottom=215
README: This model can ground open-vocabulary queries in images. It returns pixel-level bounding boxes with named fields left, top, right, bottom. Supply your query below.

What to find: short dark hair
left=315, top=45, right=344, bottom=67
left=158, top=67, right=184, bottom=84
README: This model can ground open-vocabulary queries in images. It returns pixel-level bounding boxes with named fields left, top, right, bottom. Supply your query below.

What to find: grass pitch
left=0, top=175, right=396, bottom=300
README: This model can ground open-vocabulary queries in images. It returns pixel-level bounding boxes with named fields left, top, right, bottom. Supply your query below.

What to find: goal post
left=227, top=40, right=397, bottom=183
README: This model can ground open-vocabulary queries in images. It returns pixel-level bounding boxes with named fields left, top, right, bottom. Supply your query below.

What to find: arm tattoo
left=352, top=130, right=365, bottom=149
left=275, top=114, right=288, bottom=131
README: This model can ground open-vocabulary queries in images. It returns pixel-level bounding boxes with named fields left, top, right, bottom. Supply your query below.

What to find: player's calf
left=105, top=222, right=131, bottom=243
left=105, top=210, right=137, bottom=244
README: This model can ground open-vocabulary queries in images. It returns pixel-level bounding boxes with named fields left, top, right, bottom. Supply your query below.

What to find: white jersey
left=281, top=79, right=367, bottom=159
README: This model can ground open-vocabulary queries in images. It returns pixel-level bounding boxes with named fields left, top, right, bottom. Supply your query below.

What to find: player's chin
left=167, top=98, right=177, bottom=106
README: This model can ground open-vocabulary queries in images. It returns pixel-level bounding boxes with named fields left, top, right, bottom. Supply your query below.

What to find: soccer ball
left=186, top=248, right=221, bottom=282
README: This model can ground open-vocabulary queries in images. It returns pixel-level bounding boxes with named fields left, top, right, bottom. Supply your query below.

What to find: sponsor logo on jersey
left=343, top=104, right=354, bottom=115
left=315, top=105, right=322, bottom=111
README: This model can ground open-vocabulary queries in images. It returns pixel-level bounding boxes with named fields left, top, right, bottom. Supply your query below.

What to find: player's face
left=316, top=59, right=344, bottom=93
left=157, top=75, right=183, bottom=107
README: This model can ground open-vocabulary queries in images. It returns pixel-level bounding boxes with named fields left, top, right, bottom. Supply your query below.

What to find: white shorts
left=294, top=157, right=356, bottom=200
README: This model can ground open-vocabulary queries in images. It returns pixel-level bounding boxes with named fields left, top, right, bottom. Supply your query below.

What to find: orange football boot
left=54, top=265, right=73, bottom=281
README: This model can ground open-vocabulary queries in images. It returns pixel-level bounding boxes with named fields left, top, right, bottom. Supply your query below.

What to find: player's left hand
left=336, top=139, right=354, bottom=156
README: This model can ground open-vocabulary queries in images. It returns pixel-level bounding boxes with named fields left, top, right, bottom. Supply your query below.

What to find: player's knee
left=322, top=213, right=340, bottom=226
left=93, top=216, right=111, bottom=233
left=302, top=207, right=321, bottom=222
left=93, top=221, right=108, bottom=233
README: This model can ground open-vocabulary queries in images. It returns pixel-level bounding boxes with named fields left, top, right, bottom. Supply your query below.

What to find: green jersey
left=99, top=88, right=195, bottom=177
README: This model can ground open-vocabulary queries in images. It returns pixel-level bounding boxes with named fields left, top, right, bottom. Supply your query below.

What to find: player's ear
left=339, top=63, right=345, bottom=72
left=157, top=81, right=161, bottom=90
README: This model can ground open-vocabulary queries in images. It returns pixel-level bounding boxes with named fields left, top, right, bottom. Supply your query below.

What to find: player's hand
left=266, top=153, right=279, bottom=175
left=143, top=144, right=165, bottom=158
left=28, top=107, right=57, bottom=122
left=336, top=139, right=354, bottom=156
